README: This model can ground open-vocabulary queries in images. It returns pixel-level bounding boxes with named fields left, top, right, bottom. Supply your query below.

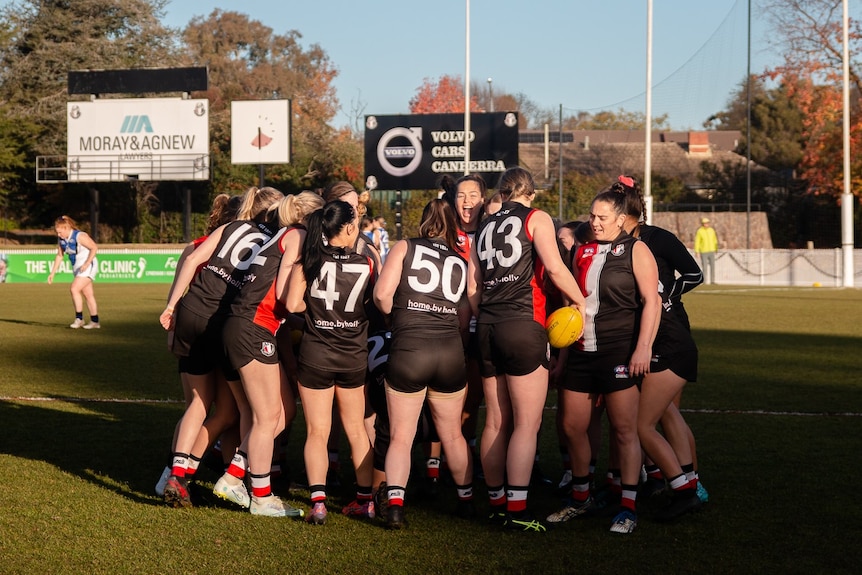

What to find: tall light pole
left=644, top=0, right=653, bottom=225
left=464, top=0, right=471, bottom=175
left=746, top=0, right=752, bottom=248
left=559, top=103, right=563, bottom=221
left=841, top=0, right=854, bottom=286
left=487, top=77, right=494, bottom=112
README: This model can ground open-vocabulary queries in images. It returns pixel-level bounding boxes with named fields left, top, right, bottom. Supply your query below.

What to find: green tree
left=759, top=0, right=862, bottom=200
left=566, top=108, right=670, bottom=131
left=0, top=104, right=35, bottom=215
left=533, top=171, right=611, bottom=223
left=0, top=0, right=182, bottom=233
left=707, top=76, right=805, bottom=172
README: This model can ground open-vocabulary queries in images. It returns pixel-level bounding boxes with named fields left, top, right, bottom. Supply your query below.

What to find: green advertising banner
left=0, top=249, right=183, bottom=283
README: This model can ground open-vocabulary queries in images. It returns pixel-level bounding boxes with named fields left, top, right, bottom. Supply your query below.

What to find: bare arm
left=159, top=224, right=225, bottom=330
left=530, top=210, right=586, bottom=314
left=276, top=228, right=306, bottom=307
left=165, top=242, right=196, bottom=305
left=373, top=239, right=407, bottom=315
left=285, top=262, right=308, bottom=314
left=47, top=246, right=63, bottom=284
left=629, top=241, right=661, bottom=378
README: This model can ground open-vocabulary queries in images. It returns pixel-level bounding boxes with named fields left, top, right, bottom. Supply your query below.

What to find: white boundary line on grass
left=697, top=286, right=844, bottom=294
left=0, top=396, right=180, bottom=404
left=2, top=396, right=861, bottom=417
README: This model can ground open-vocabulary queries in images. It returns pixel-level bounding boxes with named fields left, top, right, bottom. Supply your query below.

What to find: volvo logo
left=376, top=126, right=423, bottom=178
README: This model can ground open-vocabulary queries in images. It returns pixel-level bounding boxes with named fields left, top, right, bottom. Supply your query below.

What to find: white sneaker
left=154, top=466, right=171, bottom=496
left=82, top=321, right=100, bottom=329
left=70, top=318, right=84, bottom=328
left=546, top=497, right=593, bottom=523
left=609, top=509, right=638, bottom=534
left=250, top=494, right=304, bottom=518
left=213, top=474, right=251, bottom=509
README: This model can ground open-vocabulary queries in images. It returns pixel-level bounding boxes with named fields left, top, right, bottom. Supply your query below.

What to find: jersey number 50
left=407, top=245, right=467, bottom=304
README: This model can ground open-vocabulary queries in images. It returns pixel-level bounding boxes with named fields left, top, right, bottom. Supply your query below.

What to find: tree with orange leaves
left=184, top=9, right=362, bottom=192
left=409, top=75, right=482, bottom=114
left=762, top=0, right=862, bottom=199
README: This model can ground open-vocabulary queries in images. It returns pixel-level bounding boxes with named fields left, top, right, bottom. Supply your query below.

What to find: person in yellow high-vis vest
left=694, top=217, right=718, bottom=284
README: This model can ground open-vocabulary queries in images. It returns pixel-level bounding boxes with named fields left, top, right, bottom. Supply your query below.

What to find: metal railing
left=655, top=202, right=763, bottom=213
left=36, top=154, right=210, bottom=183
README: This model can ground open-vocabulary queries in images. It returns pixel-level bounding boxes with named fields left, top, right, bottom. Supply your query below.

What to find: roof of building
left=517, top=130, right=768, bottom=188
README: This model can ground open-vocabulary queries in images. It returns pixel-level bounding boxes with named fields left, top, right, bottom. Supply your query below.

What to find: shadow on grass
left=0, top=319, right=179, bottom=399
left=0, top=399, right=181, bottom=505
left=0, top=317, right=64, bottom=328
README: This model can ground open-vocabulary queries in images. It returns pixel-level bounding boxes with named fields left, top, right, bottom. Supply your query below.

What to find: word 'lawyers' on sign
left=66, top=97, right=210, bottom=182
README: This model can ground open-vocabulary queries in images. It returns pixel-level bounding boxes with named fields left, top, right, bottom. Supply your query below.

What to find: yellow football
left=545, top=307, right=583, bottom=349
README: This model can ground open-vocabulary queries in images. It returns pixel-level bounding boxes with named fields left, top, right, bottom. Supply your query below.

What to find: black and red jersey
left=229, top=225, right=305, bottom=335
left=573, top=232, right=640, bottom=353
left=637, top=225, right=698, bottom=355
left=390, top=237, right=467, bottom=338
left=474, top=201, right=547, bottom=325
left=182, top=219, right=284, bottom=319
left=298, top=245, right=375, bottom=373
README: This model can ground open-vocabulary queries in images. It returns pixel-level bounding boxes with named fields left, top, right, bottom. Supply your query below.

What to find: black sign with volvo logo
left=364, top=112, right=519, bottom=190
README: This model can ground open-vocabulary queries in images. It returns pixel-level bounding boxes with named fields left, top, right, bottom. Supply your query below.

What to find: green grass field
left=1, top=283, right=861, bottom=574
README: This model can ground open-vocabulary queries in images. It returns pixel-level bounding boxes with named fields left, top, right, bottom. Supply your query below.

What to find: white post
left=544, top=123, right=550, bottom=180
left=841, top=0, right=854, bottom=286
left=464, top=0, right=471, bottom=175
left=644, top=0, right=654, bottom=224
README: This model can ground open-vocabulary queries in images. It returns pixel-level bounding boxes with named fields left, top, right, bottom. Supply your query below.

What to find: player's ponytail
left=497, top=167, right=535, bottom=201
left=54, top=215, right=77, bottom=228
left=419, top=198, right=460, bottom=251
left=609, top=175, right=647, bottom=225
left=278, top=191, right=325, bottom=228
left=236, top=186, right=284, bottom=221
left=301, top=200, right=355, bottom=282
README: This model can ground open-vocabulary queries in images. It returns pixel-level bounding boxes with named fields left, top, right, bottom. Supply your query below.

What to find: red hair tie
left=618, top=175, right=634, bottom=188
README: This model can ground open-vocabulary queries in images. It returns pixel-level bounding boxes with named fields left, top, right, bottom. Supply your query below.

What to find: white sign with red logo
left=231, top=100, right=291, bottom=165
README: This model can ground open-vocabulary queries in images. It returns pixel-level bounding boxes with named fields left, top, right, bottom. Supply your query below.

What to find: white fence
left=707, top=249, right=862, bottom=287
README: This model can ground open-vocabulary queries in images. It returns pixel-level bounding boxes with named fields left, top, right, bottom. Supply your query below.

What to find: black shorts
left=477, top=319, right=550, bottom=378
left=223, top=316, right=280, bottom=372
left=562, top=347, right=639, bottom=394
left=386, top=335, right=466, bottom=395
left=650, top=348, right=698, bottom=383
left=297, top=364, right=366, bottom=390
left=172, top=304, right=226, bottom=376
left=465, top=330, right=480, bottom=361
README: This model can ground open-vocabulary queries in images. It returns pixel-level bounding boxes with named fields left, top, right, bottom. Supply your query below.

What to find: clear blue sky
left=159, top=1, right=785, bottom=130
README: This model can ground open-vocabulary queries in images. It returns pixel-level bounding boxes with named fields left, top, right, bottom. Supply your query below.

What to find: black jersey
left=638, top=225, right=698, bottom=355
left=391, top=237, right=467, bottom=338
left=229, top=225, right=304, bottom=335
left=475, top=201, right=547, bottom=325
left=182, top=219, right=284, bottom=319
left=298, top=245, right=375, bottom=372
left=638, top=225, right=703, bottom=304
left=573, top=232, right=640, bottom=353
